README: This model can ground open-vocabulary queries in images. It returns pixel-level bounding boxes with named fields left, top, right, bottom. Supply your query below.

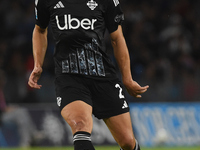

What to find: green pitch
left=1, top=146, right=200, bottom=150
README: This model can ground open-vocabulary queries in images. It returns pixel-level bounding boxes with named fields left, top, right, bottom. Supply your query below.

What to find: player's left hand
left=124, top=80, right=149, bottom=98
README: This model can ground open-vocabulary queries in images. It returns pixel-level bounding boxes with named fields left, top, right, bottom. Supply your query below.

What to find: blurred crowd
left=0, top=0, right=200, bottom=104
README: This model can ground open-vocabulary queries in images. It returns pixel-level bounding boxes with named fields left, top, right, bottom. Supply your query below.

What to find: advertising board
left=1, top=103, right=200, bottom=147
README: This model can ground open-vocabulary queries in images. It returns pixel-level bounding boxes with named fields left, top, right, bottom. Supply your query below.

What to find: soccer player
left=28, top=0, right=149, bottom=150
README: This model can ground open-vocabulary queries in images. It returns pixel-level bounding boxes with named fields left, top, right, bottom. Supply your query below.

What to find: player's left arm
left=110, top=25, right=149, bottom=98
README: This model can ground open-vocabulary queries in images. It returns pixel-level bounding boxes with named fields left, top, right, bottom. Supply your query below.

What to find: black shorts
left=55, top=75, right=129, bottom=119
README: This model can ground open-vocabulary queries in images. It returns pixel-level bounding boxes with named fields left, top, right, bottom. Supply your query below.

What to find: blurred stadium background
left=0, top=0, right=200, bottom=149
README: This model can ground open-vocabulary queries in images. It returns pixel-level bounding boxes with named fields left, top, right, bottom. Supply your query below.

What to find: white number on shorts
left=115, top=84, right=125, bottom=99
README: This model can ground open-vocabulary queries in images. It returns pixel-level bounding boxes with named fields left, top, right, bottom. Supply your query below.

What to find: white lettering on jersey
left=113, top=0, right=119, bottom=7
left=56, top=14, right=97, bottom=30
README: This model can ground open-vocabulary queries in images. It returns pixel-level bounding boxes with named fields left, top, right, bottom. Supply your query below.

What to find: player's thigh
left=61, top=100, right=93, bottom=134
left=55, top=75, right=93, bottom=134
left=103, top=112, right=135, bottom=147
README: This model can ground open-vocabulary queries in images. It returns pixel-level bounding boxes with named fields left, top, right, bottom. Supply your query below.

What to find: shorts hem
left=59, top=99, right=93, bottom=112
left=94, top=108, right=130, bottom=119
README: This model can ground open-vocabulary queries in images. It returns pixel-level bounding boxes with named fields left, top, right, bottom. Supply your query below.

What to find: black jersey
left=35, top=0, right=124, bottom=79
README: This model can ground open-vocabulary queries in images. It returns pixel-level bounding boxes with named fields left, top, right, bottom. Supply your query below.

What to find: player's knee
left=72, top=118, right=87, bottom=130
left=119, top=137, right=135, bottom=150
left=66, top=115, right=92, bottom=132
left=61, top=103, right=93, bottom=133
left=120, top=139, right=141, bottom=150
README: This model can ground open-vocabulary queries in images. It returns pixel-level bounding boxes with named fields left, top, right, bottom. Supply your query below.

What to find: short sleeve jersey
left=35, top=0, right=124, bottom=79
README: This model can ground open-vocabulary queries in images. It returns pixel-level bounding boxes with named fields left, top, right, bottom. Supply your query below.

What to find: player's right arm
left=28, top=25, right=48, bottom=89
left=28, top=0, right=49, bottom=89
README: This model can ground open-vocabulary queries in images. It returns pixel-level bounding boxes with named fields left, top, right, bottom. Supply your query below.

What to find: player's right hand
left=28, top=66, right=43, bottom=89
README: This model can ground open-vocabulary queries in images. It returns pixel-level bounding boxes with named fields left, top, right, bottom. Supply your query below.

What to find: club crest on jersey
left=87, top=0, right=98, bottom=10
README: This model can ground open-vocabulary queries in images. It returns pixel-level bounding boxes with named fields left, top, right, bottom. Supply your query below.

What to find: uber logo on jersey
left=56, top=14, right=97, bottom=30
